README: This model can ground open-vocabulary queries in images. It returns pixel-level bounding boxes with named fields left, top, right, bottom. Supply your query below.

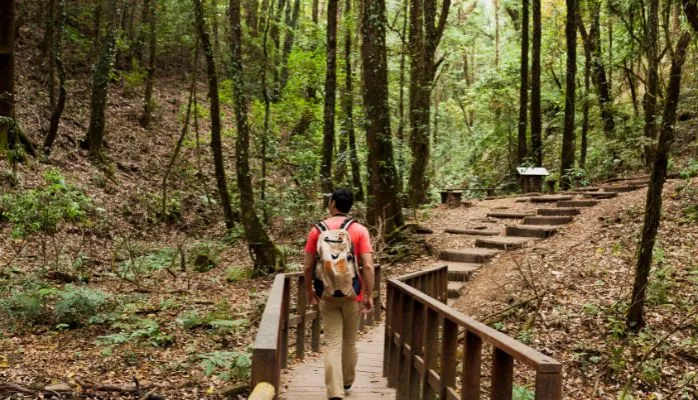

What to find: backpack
left=313, top=218, right=361, bottom=300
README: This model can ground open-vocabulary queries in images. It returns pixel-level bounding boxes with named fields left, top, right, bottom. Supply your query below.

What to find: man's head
left=329, top=188, right=353, bottom=215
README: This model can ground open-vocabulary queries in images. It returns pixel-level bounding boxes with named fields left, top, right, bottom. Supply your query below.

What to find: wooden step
left=506, top=225, right=559, bottom=238
left=602, top=185, right=641, bottom=193
left=557, top=200, right=599, bottom=208
left=487, top=212, right=534, bottom=219
left=523, top=215, right=573, bottom=225
left=475, top=236, right=534, bottom=250
left=538, top=207, right=581, bottom=216
left=584, top=192, right=617, bottom=199
left=447, top=281, right=466, bottom=298
left=576, top=186, right=600, bottom=192
left=529, top=195, right=575, bottom=203
left=439, top=248, right=501, bottom=263
left=439, top=262, right=482, bottom=281
left=444, top=228, right=499, bottom=236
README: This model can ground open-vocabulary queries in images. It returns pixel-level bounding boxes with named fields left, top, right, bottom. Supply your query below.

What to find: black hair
left=331, top=188, right=353, bottom=213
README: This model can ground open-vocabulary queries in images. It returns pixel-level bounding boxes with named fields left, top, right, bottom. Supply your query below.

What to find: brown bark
left=580, top=34, right=590, bottom=168
left=530, top=0, right=542, bottom=166
left=46, top=0, right=56, bottom=109
left=279, top=0, right=300, bottom=92
left=627, top=32, right=692, bottom=331
left=360, top=0, right=404, bottom=236
left=0, top=0, right=17, bottom=151
left=312, top=0, right=319, bottom=24
left=139, top=0, right=157, bottom=128
left=643, top=0, right=659, bottom=166
left=193, top=0, right=237, bottom=232
left=517, top=0, right=529, bottom=164
left=230, top=0, right=281, bottom=275
left=683, top=0, right=698, bottom=32
left=334, top=0, right=351, bottom=185
left=396, top=0, right=408, bottom=182
left=321, top=0, right=338, bottom=200
left=244, top=0, right=259, bottom=36
left=560, top=0, right=576, bottom=189
left=43, top=0, right=67, bottom=155
left=407, top=0, right=451, bottom=207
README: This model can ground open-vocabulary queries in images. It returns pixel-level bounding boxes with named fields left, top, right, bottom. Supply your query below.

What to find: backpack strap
left=314, top=221, right=329, bottom=233
left=339, top=217, right=355, bottom=231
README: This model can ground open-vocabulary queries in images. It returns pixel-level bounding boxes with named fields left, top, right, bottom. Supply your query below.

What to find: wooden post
left=440, top=318, right=458, bottom=399
left=311, top=301, right=321, bottom=352
left=397, top=295, right=414, bottom=398
left=388, top=288, right=403, bottom=387
left=462, top=331, right=482, bottom=400
left=383, top=282, right=393, bottom=378
left=280, top=278, right=290, bottom=369
left=373, top=265, right=382, bottom=323
left=491, top=348, right=514, bottom=400
left=422, top=307, right=439, bottom=399
left=296, top=276, right=307, bottom=360
left=409, top=300, right=425, bottom=398
left=535, top=371, right=562, bottom=400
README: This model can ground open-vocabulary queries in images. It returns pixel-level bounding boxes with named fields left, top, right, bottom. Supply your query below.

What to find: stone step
left=529, top=195, right=575, bottom=203
left=506, top=224, right=559, bottom=238
left=576, top=186, right=600, bottom=192
left=439, top=248, right=501, bottom=264
left=447, top=281, right=466, bottom=298
left=444, top=228, right=499, bottom=236
left=603, top=185, right=641, bottom=193
left=584, top=192, right=617, bottom=199
left=523, top=215, right=573, bottom=225
left=487, top=212, right=534, bottom=219
left=557, top=200, right=599, bottom=208
left=438, top=262, right=482, bottom=281
left=475, top=236, right=534, bottom=250
left=538, top=207, right=581, bottom=216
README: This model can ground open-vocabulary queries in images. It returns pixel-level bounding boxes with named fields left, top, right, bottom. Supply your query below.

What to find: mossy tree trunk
left=193, top=0, right=237, bottom=232
left=642, top=0, right=659, bottom=166
left=0, top=0, right=17, bottom=152
left=560, top=0, right=576, bottom=189
left=320, top=0, right=338, bottom=202
left=517, top=0, right=529, bottom=165
left=627, top=32, right=692, bottom=331
left=530, top=0, right=542, bottom=166
left=139, top=0, right=157, bottom=128
left=84, top=0, right=120, bottom=161
left=360, top=0, right=404, bottom=237
left=230, top=0, right=281, bottom=275
left=43, top=0, right=67, bottom=155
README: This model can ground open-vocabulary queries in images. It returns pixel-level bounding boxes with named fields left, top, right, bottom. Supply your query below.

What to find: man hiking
left=303, top=188, right=375, bottom=400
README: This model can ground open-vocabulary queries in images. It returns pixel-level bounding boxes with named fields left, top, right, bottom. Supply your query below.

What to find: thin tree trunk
left=44, top=0, right=67, bottom=155
left=560, top=0, right=576, bottom=189
left=84, top=0, right=120, bottom=161
left=133, top=0, right=151, bottom=64
left=580, top=39, right=590, bottom=168
left=530, top=0, right=542, bottom=166
left=494, top=0, right=500, bottom=67
left=312, top=0, right=319, bottom=24
left=627, top=32, right=692, bottom=331
left=279, top=0, right=300, bottom=93
left=244, top=0, right=259, bottom=36
left=139, top=0, right=157, bottom=128
left=321, top=0, right=338, bottom=200
left=90, top=0, right=103, bottom=61
left=360, top=0, right=404, bottom=236
left=230, top=0, right=280, bottom=275
left=397, top=0, right=408, bottom=183
left=335, top=0, right=352, bottom=185
left=46, top=0, right=57, bottom=110
left=589, top=6, right=615, bottom=138
left=260, top=0, right=274, bottom=223
left=193, top=0, right=237, bottom=231
left=517, top=0, right=529, bottom=164
left=643, top=0, right=659, bottom=166
left=0, top=0, right=17, bottom=151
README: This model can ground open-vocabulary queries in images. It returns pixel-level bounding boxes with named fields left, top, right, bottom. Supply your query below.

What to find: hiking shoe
left=344, top=383, right=352, bottom=391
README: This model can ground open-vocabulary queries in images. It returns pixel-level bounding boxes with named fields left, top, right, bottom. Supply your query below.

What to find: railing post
left=296, top=275, right=307, bottom=361
left=462, top=330, right=482, bottom=400
left=251, top=349, right=278, bottom=399
left=409, top=300, right=426, bottom=399
left=535, top=371, right=562, bottom=400
left=388, top=287, right=403, bottom=388
left=422, top=307, right=439, bottom=399
left=373, top=265, right=382, bottom=323
left=398, top=295, right=414, bottom=398
left=280, top=277, right=290, bottom=369
left=383, top=281, right=393, bottom=378
left=440, top=318, right=458, bottom=399
left=491, top=348, right=514, bottom=400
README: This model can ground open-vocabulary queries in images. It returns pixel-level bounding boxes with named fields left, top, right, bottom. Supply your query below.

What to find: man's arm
left=304, top=252, right=319, bottom=305
left=360, top=252, right=375, bottom=312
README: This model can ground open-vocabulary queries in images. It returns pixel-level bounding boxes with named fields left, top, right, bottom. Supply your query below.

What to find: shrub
left=54, top=286, right=108, bottom=327
left=198, top=350, right=252, bottom=381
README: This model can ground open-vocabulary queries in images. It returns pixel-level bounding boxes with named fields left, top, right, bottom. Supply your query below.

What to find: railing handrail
left=389, top=277, right=561, bottom=372
left=252, top=274, right=286, bottom=352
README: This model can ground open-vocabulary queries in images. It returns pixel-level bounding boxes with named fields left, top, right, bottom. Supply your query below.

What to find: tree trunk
left=530, top=0, right=542, bottom=166
left=312, top=0, right=319, bottom=24
left=396, top=0, right=408, bottom=183
left=360, top=0, right=404, bottom=236
left=139, top=0, right=157, bottom=128
left=43, top=0, right=67, bottom=155
left=229, top=0, right=280, bottom=275
left=133, top=0, right=151, bottom=64
left=46, top=0, right=56, bottom=110
left=0, top=0, right=17, bottom=151
left=278, top=0, right=300, bottom=93
left=334, top=0, right=352, bottom=185
left=627, top=32, right=692, bottom=332
left=244, top=0, right=259, bottom=36
left=84, top=0, right=120, bottom=161
left=580, top=37, right=590, bottom=168
left=643, top=0, right=659, bottom=166
left=494, top=0, right=500, bottom=67
left=90, top=0, right=103, bottom=61
left=517, top=0, right=529, bottom=164
left=320, top=0, right=338, bottom=200
left=407, top=0, right=451, bottom=207
left=560, top=0, right=576, bottom=189
left=193, top=0, right=237, bottom=232
left=588, top=6, right=615, bottom=138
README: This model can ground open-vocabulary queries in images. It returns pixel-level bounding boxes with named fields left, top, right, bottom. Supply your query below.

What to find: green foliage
left=647, top=266, right=674, bottom=306
left=120, top=60, right=147, bottom=96
left=680, top=159, right=698, bottom=178
left=189, top=241, right=223, bottom=272
left=0, top=289, right=54, bottom=328
left=118, top=246, right=178, bottom=281
left=225, top=267, right=248, bottom=282
left=54, top=286, right=108, bottom=327
left=0, top=170, right=92, bottom=238
left=512, top=385, right=535, bottom=400
left=96, top=318, right=173, bottom=348
left=198, top=349, right=252, bottom=381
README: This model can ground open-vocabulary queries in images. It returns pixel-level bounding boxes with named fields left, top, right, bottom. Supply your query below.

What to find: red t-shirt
left=305, top=216, right=373, bottom=301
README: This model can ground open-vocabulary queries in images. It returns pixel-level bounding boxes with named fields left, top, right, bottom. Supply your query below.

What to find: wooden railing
left=250, top=266, right=382, bottom=398
left=385, top=266, right=562, bottom=400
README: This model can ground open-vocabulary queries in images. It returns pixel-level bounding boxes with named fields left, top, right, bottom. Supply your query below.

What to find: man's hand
left=307, top=289, right=320, bottom=306
left=361, top=295, right=373, bottom=314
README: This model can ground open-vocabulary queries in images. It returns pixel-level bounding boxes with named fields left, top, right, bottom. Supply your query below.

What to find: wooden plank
left=491, top=348, right=514, bottom=400
left=409, top=301, right=426, bottom=399
left=535, top=371, right=562, bottom=400
left=441, top=318, right=458, bottom=399
left=295, top=276, right=307, bottom=361
left=462, top=331, right=482, bottom=400
left=280, top=278, right=290, bottom=369
left=422, top=308, right=439, bottom=399
left=397, top=296, right=414, bottom=398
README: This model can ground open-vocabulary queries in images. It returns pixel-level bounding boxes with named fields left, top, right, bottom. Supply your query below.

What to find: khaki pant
left=319, top=299, right=360, bottom=399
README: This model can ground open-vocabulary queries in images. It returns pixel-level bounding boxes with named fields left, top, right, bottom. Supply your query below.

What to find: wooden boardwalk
left=280, top=325, right=395, bottom=399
